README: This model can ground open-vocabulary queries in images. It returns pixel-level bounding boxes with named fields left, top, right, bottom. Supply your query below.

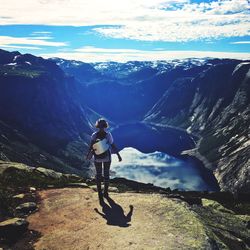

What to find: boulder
left=16, top=202, right=37, bottom=214
left=29, top=187, right=36, bottom=192
left=13, top=193, right=25, bottom=199
left=89, top=185, right=97, bottom=191
left=108, top=187, right=119, bottom=193
left=89, top=185, right=119, bottom=193
left=202, top=199, right=234, bottom=214
left=64, top=173, right=83, bottom=182
left=35, top=167, right=63, bottom=179
left=167, top=194, right=202, bottom=205
left=66, top=183, right=89, bottom=188
left=0, top=161, right=34, bottom=175
left=0, top=218, right=28, bottom=240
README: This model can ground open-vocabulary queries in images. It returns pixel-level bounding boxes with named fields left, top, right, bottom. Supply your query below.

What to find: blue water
left=111, top=147, right=218, bottom=191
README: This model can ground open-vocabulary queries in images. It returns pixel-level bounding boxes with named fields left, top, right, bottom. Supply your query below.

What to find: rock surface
left=12, top=194, right=25, bottom=199
left=0, top=160, right=249, bottom=249
left=25, top=187, right=250, bottom=250
left=0, top=160, right=85, bottom=188
left=27, top=188, right=212, bottom=250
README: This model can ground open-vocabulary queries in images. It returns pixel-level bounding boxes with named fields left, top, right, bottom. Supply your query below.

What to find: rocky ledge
left=0, top=161, right=249, bottom=249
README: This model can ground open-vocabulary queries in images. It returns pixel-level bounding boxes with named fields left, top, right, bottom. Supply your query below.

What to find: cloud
left=30, top=31, right=53, bottom=40
left=110, top=147, right=212, bottom=191
left=0, top=0, right=249, bottom=42
left=0, top=44, right=42, bottom=50
left=75, top=46, right=147, bottom=53
left=40, top=46, right=250, bottom=62
left=30, top=36, right=53, bottom=40
left=0, top=35, right=68, bottom=50
left=230, top=41, right=250, bottom=44
left=31, top=31, right=52, bottom=35
left=112, top=147, right=177, bottom=167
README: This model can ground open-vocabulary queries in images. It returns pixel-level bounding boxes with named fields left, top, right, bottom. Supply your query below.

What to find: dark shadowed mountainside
left=0, top=49, right=103, bottom=176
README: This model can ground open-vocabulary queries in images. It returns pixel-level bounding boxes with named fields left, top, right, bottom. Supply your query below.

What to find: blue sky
left=0, top=0, right=249, bottom=62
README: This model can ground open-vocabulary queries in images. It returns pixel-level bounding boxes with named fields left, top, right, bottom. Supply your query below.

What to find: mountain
left=144, top=60, right=250, bottom=193
left=1, top=49, right=249, bottom=193
left=54, top=56, right=250, bottom=193
left=53, top=58, right=215, bottom=123
left=51, top=57, right=104, bottom=84
left=0, top=49, right=103, bottom=176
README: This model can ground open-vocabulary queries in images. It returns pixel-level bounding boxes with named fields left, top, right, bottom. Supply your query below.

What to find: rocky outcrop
left=16, top=202, right=37, bottom=215
left=0, top=161, right=86, bottom=188
left=193, top=199, right=250, bottom=250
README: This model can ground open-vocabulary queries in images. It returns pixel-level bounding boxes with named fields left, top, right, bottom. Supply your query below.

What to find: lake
left=109, top=122, right=219, bottom=191
left=111, top=147, right=219, bottom=191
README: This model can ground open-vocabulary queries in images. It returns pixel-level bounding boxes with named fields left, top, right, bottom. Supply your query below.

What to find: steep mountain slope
left=0, top=49, right=101, bottom=175
left=144, top=60, right=250, bottom=193
left=0, top=120, right=87, bottom=175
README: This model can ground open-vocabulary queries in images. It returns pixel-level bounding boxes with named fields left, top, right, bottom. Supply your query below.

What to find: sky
left=0, top=0, right=249, bottom=62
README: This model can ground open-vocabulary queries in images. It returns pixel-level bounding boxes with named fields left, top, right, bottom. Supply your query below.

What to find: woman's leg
left=103, top=161, right=111, bottom=197
left=94, top=161, right=103, bottom=199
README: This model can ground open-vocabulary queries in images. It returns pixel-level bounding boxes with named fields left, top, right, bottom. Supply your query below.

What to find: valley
left=0, top=49, right=249, bottom=193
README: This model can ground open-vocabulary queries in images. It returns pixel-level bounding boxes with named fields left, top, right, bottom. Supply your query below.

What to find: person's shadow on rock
left=94, top=196, right=133, bottom=227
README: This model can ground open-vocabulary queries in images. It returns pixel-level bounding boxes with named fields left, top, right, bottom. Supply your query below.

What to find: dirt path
left=28, top=187, right=209, bottom=250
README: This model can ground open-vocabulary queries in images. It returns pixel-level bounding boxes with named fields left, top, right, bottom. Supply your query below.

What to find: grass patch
left=0, top=168, right=80, bottom=190
left=0, top=66, right=43, bottom=78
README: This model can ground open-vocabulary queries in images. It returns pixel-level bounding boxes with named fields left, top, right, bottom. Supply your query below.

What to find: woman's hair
left=95, top=118, right=109, bottom=129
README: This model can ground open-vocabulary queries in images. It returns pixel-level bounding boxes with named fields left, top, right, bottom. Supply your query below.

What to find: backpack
left=92, top=131, right=110, bottom=159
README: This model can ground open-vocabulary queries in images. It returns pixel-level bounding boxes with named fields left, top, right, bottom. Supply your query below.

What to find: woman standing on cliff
left=86, top=118, right=122, bottom=202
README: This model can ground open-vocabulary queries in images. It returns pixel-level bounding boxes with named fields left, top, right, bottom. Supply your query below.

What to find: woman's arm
left=111, top=143, right=122, bottom=162
left=107, top=132, right=122, bottom=161
left=86, top=140, right=94, bottom=160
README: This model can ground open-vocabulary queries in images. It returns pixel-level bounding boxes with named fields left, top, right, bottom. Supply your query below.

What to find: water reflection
left=111, top=147, right=218, bottom=191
